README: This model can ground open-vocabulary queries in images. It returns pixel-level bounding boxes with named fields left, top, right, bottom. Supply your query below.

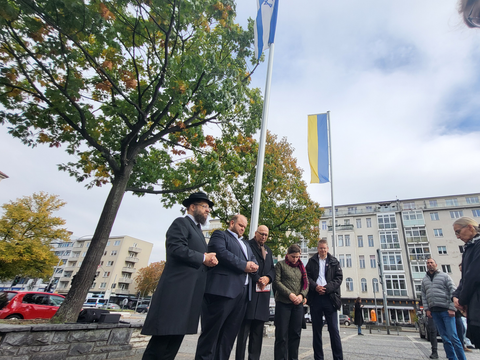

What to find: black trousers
left=235, top=318, right=265, bottom=360
left=142, top=335, right=185, bottom=360
left=195, top=286, right=248, bottom=360
left=310, top=295, right=343, bottom=360
left=428, top=317, right=438, bottom=353
left=274, top=301, right=304, bottom=360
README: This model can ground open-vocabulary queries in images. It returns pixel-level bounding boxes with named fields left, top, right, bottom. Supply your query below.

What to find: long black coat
left=141, top=216, right=207, bottom=336
left=244, top=239, right=275, bottom=322
left=354, top=302, right=364, bottom=326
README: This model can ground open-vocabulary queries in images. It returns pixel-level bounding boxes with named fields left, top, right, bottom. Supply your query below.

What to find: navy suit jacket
left=205, top=230, right=257, bottom=299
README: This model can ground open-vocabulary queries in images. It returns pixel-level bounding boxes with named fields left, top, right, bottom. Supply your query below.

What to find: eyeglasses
left=467, top=6, right=480, bottom=27
left=454, top=226, right=466, bottom=235
left=194, top=203, right=211, bottom=211
left=257, top=232, right=268, bottom=237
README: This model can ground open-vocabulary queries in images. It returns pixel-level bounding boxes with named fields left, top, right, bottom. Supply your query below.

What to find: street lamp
left=372, top=278, right=378, bottom=325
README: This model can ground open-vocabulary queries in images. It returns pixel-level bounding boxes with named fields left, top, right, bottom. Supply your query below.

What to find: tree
left=0, top=192, right=71, bottom=280
left=210, top=131, right=324, bottom=255
left=135, top=261, right=165, bottom=297
left=0, top=0, right=262, bottom=322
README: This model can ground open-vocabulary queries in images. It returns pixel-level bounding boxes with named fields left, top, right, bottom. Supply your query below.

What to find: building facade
left=319, top=193, right=477, bottom=324
left=51, top=235, right=153, bottom=298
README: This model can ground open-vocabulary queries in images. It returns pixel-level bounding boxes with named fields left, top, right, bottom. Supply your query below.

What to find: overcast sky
left=2, top=1, right=480, bottom=264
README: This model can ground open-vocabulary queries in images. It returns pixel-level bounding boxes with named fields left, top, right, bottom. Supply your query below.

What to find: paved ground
left=123, top=314, right=480, bottom=360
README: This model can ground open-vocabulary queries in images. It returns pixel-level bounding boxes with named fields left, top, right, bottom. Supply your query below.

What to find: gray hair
left=453, top=216, right=480, bottom=233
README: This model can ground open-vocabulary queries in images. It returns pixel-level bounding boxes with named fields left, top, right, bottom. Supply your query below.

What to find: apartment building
left=318, top=193, right=478, bottom=324
left=51, top=235, right=153, bottom=298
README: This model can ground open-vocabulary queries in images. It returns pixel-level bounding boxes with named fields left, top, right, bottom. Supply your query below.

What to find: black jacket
left=245, top=239, right=275, bottom=321
left=306, top=253, right=343, bottom=310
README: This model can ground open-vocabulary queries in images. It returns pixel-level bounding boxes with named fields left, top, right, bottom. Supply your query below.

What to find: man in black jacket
left=306, top=239, right=343, bottom=360
left=235, top=225, right=275, bottom=360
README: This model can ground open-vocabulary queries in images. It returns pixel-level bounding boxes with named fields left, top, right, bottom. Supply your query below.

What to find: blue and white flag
left=254, top=0, right=279, bottom=60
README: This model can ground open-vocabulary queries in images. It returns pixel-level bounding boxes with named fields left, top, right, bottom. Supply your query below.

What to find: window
left=402, top=210, right=424, bottom=221
left=412, top=264, right=427, bottom=273
left=345, top=235, right=351, bottom=247
left=446, top=199, right=459, bottom=206
left=366, top=205, right=373, bottom=212
left=438, top=246, right=447, bottom=255
left=338, top=235, right=344, bottom=247
left=466, top=196, right=479, bottom=204
left=321, top=221, right=327, bottom=230
left=382, top=251, right=403, bottom=271
left=366, top=218, right=372, bottom=228
left=429, top=200, right=438, bottom=207
left=86, top=242, right=90, bottom=248
left=377, top=214, right=397, bottom=229
left=370, top=255, right=376, bottom=268
left=430, top=212, right=439, bottom=221
left=356, top=219, right=362, bottom=228
left=450, top=210, right=464, bottom=219
left=114, top=240, right=121, bottom=246
left=100, top=282, right=107, bottom=288
left=339, top=255, right=345, bottom=268
left=357, top=236, right=363, bottom=247
left=442, top=264, right=452, bottom=273
left=344, top=219, right=351, bottom=225
left=405, top=227, right=427, bottom=243
left=385, top=274, right=408, bottom=296
left=90, top=282, right=96, bottom=289
left=373, top=278, right=379, bottom=293
left=368, top=235, right=374, bottom=247
left=380, top=231, right=400, bottom=249
left=103, top=272, right=110, bottom=277
left=359, top=256, right=365, bottom=269
left=346, top=278, right=353, bottom=291
left=348, top=207, right=357, bottom=214
left=107, top=261, right=114, bottom=266
left=408, top=245, right=430, bottom=261
left=346, top=254, right=352, bottom=268
left=433, top=229, right=443, bottom=237
left=103, top=251, right=107, bottom=256
left=82, top=252, right=87, bottom=257
left=111, top=250, right=117, bottom=256
left=473, top=209, right=480, bottom=217
left=403, top=202, right=415, bottom=210
left=361, top=278, right=367, bottom=292
left=120, top=283, right=129, bottom=290
left=107, top=241, right=111, bottom=246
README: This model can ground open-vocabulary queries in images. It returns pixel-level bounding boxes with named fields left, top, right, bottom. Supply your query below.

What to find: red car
left=0, top=291, right=65, bottom=320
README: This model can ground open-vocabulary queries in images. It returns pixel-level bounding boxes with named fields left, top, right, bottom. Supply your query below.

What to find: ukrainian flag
left=308, top=114, right=329, bottom=183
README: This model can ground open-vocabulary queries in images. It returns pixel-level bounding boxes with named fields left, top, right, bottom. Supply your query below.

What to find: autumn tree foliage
left=210, top=131, right=324, bottom=255
left=135, top=261, right=165, bottom=297
left=0, top=192, right=71, bottom=280
left=0, top=0, right=262, bottom=322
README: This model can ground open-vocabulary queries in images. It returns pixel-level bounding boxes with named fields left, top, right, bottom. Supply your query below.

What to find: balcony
left=114, top=289, right=131, bottom=295
left=409, top=255, right=430, bottom=261
left=125, top=257, right=139, bottom=263
left=128, top=246, right=142, bottom=253
left=122, top=267, right=136, bottom=273
left=406, top=237, right=428, bottom=243
left=327, top=224, right=354, bottom=231
left=118, top=278, right=132, bottom=284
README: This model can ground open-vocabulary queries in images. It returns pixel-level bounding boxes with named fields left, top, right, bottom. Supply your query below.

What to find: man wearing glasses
left=142, top=192, right=218, bottom=360
left=236, top=225, right=275, bottom=360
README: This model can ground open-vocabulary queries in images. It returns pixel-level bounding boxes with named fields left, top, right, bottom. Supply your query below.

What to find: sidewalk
left=167, top=324, right=480, bottom=360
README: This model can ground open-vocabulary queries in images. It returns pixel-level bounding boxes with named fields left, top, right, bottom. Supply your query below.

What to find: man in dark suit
left=195, top=214, right=259, bottom=360
left=235, top=225, right=275, bottom=360
left=306, top=240, right=343, bottom=360
left=141, top=192, right=218, bottom=360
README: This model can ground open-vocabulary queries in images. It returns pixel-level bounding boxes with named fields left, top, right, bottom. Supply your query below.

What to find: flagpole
left=327, top=111, right=336, bottom=257
left=249, top=43, right=275, bottom=239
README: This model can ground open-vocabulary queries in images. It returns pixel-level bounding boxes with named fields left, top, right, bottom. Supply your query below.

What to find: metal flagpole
left=249, top=43, right=275, bottom=239
left=327, top=111, right=336, bottom=257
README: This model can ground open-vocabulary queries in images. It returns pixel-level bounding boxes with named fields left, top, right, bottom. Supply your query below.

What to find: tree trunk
left=51, top=165, right=134, bottom=323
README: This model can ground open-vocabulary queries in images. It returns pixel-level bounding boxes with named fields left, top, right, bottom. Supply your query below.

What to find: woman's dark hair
left=287, top=244, right=301, bottom=254
left=355, top=297, right=361, bottom=303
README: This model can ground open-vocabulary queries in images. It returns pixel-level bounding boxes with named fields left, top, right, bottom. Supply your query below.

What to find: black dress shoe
left=429, top=352, right=438, bottom=359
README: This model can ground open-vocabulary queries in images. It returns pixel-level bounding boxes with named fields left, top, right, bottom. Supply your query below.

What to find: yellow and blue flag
left=308, top=114, right=329, bottom=183
left=254, top=0, right=279, bottom=60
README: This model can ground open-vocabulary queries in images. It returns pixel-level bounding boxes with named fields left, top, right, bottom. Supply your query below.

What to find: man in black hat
left=141, top=192, right=218, bottom=360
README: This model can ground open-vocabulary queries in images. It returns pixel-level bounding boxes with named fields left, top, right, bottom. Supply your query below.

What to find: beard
left=193, top=208, right=208, bottom=225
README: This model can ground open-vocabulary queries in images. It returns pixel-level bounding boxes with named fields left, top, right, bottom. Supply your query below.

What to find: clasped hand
left=245, top=261, right=259, bottom=273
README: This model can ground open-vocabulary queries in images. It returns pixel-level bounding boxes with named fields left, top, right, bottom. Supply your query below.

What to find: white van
left=83, top=298, right=107, bottom=308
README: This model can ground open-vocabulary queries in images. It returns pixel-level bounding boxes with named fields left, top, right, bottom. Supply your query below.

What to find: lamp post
left=372, top=278, right=378, bottom=325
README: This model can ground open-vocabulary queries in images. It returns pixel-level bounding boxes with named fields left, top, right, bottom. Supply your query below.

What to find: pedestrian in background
left=354, top=297, right=364, bottom=336
left=273, top=244, right=308, bottom=360
left=453, top=217, right=480, bottom=349
left=421, top=258, right=466, bottom=360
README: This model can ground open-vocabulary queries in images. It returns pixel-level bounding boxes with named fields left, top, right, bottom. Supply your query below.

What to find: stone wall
left=0, top=322, right=147, bottom=360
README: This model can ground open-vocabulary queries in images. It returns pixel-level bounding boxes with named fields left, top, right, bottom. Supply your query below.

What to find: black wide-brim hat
left=182, top=192, right=214, bottom=209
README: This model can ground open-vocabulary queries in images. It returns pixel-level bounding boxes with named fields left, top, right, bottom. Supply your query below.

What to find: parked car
left=269, top=307, right=275, bottom=322
left=417, top=311, right=440, bottom=341
left=83, top=298, right=108, bottom=308
left=100, top=303, right=120, bottom=310
left=136, top=304, right=149, bottom=313
left=0, top=291, right=65, bottom=320
left=339, top=314, right=351, bottom=326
